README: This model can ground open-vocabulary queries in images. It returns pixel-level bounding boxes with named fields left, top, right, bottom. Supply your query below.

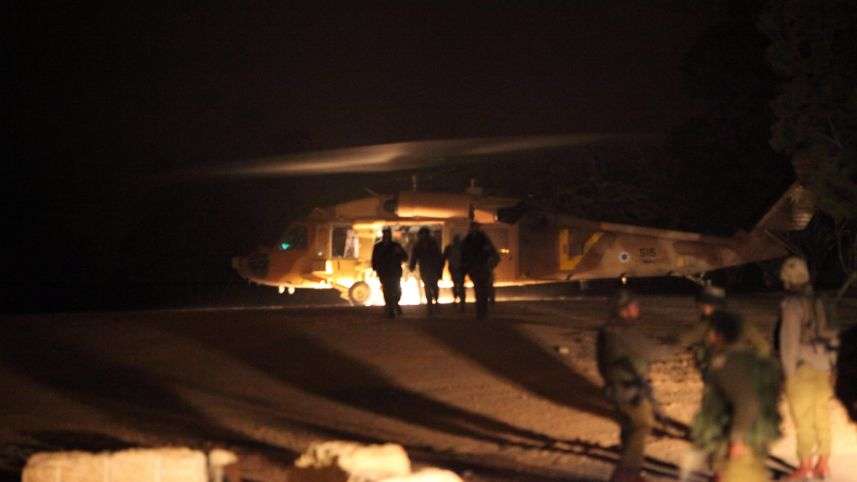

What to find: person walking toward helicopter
left=409, top=226, right=443, bottom=315
left=443, top=234, right=466, bottom=311
left=371, top=226, right=408, bottom=318
left=461, top=222, right=499, bottom=319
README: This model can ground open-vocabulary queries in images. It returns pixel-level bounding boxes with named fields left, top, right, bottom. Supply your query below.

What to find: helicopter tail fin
left=751, top=182, right=815, bottom=234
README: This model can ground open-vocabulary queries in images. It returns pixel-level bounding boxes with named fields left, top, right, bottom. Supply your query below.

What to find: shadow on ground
left=0, top=320, right=297, bottom=464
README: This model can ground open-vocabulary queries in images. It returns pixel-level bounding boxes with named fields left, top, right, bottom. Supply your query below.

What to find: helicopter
left=224, top=135, right=815, bottom=305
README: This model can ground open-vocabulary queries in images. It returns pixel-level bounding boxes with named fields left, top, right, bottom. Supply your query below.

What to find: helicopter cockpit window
left=332, top=226, right=360, bottom=258
left=278, top=225, right=308, bottom=251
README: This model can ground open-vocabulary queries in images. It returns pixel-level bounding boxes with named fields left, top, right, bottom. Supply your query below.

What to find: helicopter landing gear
left=348, top=281, right=371, bottom=306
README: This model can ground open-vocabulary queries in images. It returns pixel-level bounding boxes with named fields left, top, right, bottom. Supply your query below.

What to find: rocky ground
left=2, top=294, right=856, bottom=481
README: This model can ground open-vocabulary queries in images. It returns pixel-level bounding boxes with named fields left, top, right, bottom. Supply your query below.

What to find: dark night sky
left=8, top=2, right=726, bottom=311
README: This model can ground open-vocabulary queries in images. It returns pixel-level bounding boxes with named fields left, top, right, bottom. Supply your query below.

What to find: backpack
left=691, top=350, right=782, bottom=455
left=772, top=294, right=837, bottom=355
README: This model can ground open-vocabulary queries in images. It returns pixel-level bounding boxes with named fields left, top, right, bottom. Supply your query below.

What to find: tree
left=759, top=0, right=857, bottom=298
left=668, top=0, right=793, bottom=235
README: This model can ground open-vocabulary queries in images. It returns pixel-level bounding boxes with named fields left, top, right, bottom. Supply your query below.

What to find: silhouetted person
left=371, top=227, right=408, bottom=318
left=461, top=222, right=498, bottom=319
left=409, top=226, right=443, bottom=315
left=443, top=234, right=466, bottom=311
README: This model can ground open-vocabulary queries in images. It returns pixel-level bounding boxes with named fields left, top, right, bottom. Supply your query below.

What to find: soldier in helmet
left=461, top=222, right=499, bottom=319
left=778, top=257, right=838, bottom=480
left=678, top=285, right=770, bottom=374
left=371, top=227, right=408, bottom=318
left=597, top=289, right=676, bottom=482
left=409, top=226, right=443, bottom=315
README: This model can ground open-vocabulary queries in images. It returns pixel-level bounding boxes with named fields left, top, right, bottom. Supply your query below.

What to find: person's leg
left=720, top=450, right=769, bottom=482
left=473, top=275, right=488, bottom=319
left=612, top=399, right=653, bottom=481
left=393, top=277, right=403, bottom=314
left=422, top=280, right=433, bottom=315
left=454, top=272, right=465, bottom=310
left=786, top=365, right=818, bottom=478
left=812, top=368, right=833, bottom=478
left=381, top=280, right=395, bottom=317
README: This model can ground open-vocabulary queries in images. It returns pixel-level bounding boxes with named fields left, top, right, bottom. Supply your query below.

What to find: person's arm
left=371, top=245, right=380, bottom=273
left=780, top=298, right=802, bottom=378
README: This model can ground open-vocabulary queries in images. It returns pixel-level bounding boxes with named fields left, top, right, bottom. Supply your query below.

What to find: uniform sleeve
left=779, top=298, right=802, bottom=378
left=715, top=358, right=760, bottom=443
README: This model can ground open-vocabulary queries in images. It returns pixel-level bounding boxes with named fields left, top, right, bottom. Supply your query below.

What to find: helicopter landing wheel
left=348, top=281, right=371, bottom=306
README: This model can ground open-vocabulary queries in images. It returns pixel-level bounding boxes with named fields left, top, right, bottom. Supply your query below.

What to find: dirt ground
left=2, top=295, right=856, bottom=481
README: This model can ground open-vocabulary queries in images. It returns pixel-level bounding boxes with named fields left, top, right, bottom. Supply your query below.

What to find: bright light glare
left=364, top=276, right=423, bottom=306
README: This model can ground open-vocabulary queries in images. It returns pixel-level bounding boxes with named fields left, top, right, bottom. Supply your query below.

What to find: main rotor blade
left=207, top=133, right=652, bottom=178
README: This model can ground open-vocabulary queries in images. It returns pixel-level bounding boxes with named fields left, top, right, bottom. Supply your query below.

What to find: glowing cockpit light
left=280, top=242, right=291, bottom=250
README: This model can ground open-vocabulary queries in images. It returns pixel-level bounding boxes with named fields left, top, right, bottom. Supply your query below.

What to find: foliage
left=760, top=0, right=857, bottom=291
left=668, top=0, right=792, bottom=235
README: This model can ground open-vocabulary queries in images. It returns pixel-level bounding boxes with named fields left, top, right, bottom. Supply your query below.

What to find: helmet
left=780, top=256, right=810, bottom=289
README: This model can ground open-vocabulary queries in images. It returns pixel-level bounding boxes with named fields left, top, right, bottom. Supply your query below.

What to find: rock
left=23, top=448, right=207, bottom=482
left=380, top=468, right=463, bottom=482
left=293, top=441, right=411, bottom=481
left=290, top=442, right=464, bottom=482
left=208, top=449, right=239, bottom=482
